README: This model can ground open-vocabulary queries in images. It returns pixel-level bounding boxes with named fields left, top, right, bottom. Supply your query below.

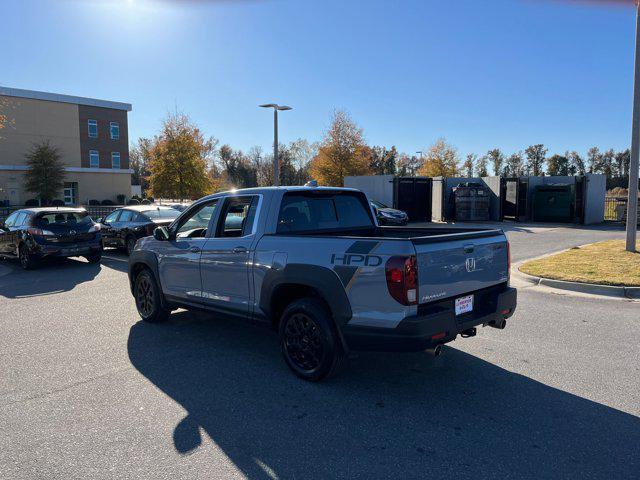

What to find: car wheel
left=134, top=269, right=169, bottom=323
left=279, top=297, right=347, bottom=381
left=126, top=236, right=137, bottom=256
left=85, top=250, right=102, bottom=264
left=18, top=244, right=38, bottom=270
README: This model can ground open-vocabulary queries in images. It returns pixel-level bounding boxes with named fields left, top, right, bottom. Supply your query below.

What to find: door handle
left=232, top=246, right=247, bottom=253
left=190, top=246, right=201, bottom=253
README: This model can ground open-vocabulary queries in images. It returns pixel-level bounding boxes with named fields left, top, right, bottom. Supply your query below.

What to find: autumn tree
left=567, top=151, right=585, bottom=176
left=462, top=154, right=476, bottom=177
left=129, top=137, right=153, bottom=194
left=24, top=141, right=66, bottom=205
left=525, top=144, right=547, bottom=176
left=369, top=146, right=398, bottom=175
left=475, top=155, right=489, bottom=177
left=487, top=148, right=504, bottom=176
left=504, top=152, right=524, bottom=177
left=615, top=149, right=630, bottom=178
left=546, top=154, right=570, bottom=176
left=587, top=147, right=602, bottom=174
left=416, top=138, right=459, bottom=177
left=217, top=145, right=257, bottom=188
left=396, top=153, right=422, bottom=176
left=149, top=112, right=215, bottom=200
left=309, top=110, right=371, bottom=186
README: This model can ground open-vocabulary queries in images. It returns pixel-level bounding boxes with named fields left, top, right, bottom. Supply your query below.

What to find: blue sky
left=2, top=0, right=637, bottom=158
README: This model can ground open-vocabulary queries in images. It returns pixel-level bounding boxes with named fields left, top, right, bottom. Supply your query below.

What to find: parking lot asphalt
left=0, top=224, right=638, bottom=479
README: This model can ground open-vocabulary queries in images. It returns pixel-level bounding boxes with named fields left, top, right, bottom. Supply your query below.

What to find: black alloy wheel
left=283, top=312, right=324, bottom=372
left=134, top=269, right=169, bottom=323
left=279, top=297, right=347, bottom=381
left=19, top=245, right=37, bottom=270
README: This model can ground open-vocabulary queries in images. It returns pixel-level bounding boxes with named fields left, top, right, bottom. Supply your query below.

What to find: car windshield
left=36, top=211, right=91, bottom=227
left=371, top=200, right=388, bottom=209
left=143, top=208, right=181, bottom=219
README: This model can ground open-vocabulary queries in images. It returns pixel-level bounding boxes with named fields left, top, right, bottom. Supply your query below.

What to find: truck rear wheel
left=279, top=297, right=346, bottom=381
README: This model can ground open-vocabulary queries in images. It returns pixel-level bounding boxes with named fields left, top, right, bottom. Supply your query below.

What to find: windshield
left=371, top=200, right=388, bottom=209
left=143, top=208, right=181, bottom=220
left=277, top=192, right=374, bottom=233
left=36, top=212, right=91, bottom=227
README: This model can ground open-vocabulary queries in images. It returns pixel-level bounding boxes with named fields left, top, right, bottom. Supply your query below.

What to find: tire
left=134, top=269, right=170, bottom=323
left=85, top=250, right=102, bottom=264
left=125, top=236, right=137, bottom=256
left=18, top=244, right=38, bottom=270
left=279, top=297, right=347, bottom=381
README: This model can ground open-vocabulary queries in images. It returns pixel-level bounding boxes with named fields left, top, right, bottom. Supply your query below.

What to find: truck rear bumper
left=343, top=284, right=517, bottom=352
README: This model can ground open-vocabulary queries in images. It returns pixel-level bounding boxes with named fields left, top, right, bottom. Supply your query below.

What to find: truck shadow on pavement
left=127, top=311, right=640, bottom=480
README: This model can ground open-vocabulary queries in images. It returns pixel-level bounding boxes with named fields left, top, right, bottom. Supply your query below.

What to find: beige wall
left=69, top=171, right=132, bottom=204
left=0, top=96, right=81, bottom=167
left=0, top=170, right=132, bottom=205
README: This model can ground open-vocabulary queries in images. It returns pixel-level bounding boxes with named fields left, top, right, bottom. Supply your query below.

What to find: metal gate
left=393, top=177, right=432, bottom=222
left=574, top=176, right=586, bottom=224
left=501, top=178, right=528, bottom=221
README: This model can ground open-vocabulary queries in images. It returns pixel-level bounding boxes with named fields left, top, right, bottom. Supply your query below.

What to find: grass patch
left=519, top=240, right=640, bottom=287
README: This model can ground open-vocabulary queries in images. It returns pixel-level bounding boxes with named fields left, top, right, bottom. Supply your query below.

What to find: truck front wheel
left=279, top=297, right=346, bottom=381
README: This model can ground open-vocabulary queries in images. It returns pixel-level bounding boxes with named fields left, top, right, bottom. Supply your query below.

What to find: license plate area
left=455, top=295, right=474, bottom=315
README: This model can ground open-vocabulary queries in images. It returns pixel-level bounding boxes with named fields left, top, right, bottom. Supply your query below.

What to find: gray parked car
left=128, top=186, right=516, bottom=380
left=370, top=200, right=408, bottom=225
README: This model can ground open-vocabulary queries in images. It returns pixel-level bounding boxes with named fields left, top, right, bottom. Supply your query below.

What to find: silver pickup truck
left=128, top=186, right=516, bottom=380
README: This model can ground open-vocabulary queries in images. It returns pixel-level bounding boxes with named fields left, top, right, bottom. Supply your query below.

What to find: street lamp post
left=626, top=1, right=640, bottom=252
left=259, top=103, right=292, bottom=187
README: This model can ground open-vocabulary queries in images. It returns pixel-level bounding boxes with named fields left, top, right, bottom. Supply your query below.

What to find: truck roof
left=200, top=185, right=360, bottom=201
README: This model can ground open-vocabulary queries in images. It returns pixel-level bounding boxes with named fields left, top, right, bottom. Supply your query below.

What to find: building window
left=111, top=152, right=121, bottom=169
left=88, top=119, right=98, bottom=138
left=89, top=150, right=99, bottom=168
left=110, top=122, right=120, bottom=140
left=63, top=183, right=78, bottom=206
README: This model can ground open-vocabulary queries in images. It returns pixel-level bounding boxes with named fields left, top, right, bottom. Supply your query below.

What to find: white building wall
left=344, top=175, right=394, bottom=206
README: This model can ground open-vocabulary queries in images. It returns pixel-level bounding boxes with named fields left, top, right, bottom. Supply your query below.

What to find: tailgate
left=414, top=233, right=509, bottom=304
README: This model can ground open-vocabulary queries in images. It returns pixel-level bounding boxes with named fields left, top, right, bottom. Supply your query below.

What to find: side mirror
left=153, top=226, right=170, bottom=241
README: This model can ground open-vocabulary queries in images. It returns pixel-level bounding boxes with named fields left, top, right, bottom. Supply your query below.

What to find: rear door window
left=118, top=210, right=135, bottom=223
left=277, top=192, right=373, bottom=233
left=14, top=213, right=27, bottom=227
left=4, top=212, right=19, bottom=227
left=216, top=196, right=259, bottom=238
left=104, top=210, right=120, bottom=223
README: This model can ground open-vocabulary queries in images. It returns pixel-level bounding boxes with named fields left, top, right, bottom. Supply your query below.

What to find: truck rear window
left=277, top=192, right=373, bottom=233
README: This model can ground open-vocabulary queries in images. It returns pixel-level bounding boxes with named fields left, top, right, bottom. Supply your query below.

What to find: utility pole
left=627, top=1, right=640, bottom=251
left=259, top=103, right=292, bottom=187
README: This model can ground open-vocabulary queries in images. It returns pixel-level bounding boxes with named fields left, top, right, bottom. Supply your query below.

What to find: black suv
left=99, top=205, right=181, bottom=255
left=0, top=207, right=103, bottom=269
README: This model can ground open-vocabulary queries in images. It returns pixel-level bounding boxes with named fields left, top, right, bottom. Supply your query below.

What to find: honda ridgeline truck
left=128, top=186, right=516, bottom=380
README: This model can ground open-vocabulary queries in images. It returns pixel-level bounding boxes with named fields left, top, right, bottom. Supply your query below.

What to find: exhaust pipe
left=489, top=319, right=507, bottom=330
left=425, top=345, right=442, bottom=357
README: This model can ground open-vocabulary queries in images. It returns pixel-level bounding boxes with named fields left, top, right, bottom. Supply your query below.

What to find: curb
left=513, top=261, right=640, bottom=300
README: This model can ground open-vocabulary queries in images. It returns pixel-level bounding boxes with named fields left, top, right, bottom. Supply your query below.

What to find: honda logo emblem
left=69, top=230, right=76, bottom=235
left=465, top=257, right=476, bottom=272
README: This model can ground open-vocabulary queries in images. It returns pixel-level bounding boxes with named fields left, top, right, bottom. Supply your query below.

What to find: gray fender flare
left=259, top=263, right=352, bottom=327
left=128, top=250, right=169, bottom=309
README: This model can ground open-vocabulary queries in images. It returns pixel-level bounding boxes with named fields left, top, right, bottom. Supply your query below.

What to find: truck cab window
left=217, top=196, right=258, bottom=238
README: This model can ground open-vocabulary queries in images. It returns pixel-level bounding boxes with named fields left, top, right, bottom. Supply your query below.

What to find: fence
left=604, top=196, right=627, bottom=222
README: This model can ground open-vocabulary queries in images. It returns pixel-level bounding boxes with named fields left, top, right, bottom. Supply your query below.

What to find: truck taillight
left=146, top=224, right=155, bottom=236
left=385, top=255, right=418, bottom=306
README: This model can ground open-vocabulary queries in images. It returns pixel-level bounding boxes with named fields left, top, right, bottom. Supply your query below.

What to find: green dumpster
left=532, top=185, right=574, bottom=222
